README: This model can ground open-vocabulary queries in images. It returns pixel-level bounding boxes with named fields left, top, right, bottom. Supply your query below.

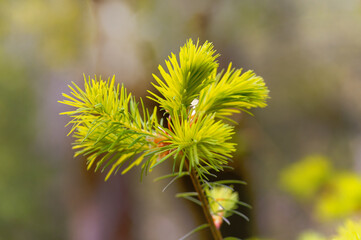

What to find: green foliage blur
left=276, top=154, right=361, bottom=240
left=279, top=155, right=332, bottom=201
left=251, top=218, right=361, bottom=240
left=332, top=220, right=361, bottom=240
left=298, top=219, right=361, bottom=240
left=297, top=231, right=326, bottom=240
left=280, top=155, right=361, bottom=222
left=0, top=0, right=88, bottom=239
left=316, top=173, right=361, bottom=221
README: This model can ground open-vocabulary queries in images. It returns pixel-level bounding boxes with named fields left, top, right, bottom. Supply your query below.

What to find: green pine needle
left=149, top=39, right=219, bottom=115
left=179, top=223, right=210, bottom=240
left=59, top=39, right=270, bottom=239
left=167, top=113, right=236, bottom=173
left=60, top=38, right=269, bottom=181
left=196, top=62, right=269, bottom=120
left=59, top=75, right=162, bottom=179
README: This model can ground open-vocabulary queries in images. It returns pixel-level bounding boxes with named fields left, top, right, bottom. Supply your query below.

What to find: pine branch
left=59, top=75, right=163, bottom=179
left=167, top=113, right=236, bottom=174
left=196, top=62, right=269, bottom=120
left=60, top=38, right=270, bottom=239
left=149, top=39, right=219, bottom=115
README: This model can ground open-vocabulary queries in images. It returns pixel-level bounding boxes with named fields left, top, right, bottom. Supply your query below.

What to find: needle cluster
left=60, top=39, right=269, bottom=239
left=60, top=39, right=268, bottom=179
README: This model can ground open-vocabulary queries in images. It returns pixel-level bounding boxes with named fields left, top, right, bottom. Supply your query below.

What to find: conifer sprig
left=60, top=39, right=270, bottom=240
left=149, top=39, right=219, bottom=115
left=196, top=63, right=269, bottom=120
left=166, top=113, right=236, bottom=178
left=59, top=76, right=162, bottom=179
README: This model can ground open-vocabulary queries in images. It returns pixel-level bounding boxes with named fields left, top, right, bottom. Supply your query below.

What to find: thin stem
left=185, top=160, right=223, bottom=240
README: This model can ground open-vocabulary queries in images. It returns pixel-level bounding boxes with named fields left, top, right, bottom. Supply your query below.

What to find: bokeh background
left=1, top=0, right=361, bottom=239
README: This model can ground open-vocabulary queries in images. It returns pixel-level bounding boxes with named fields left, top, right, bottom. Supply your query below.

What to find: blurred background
left=1, top=0, right=361, bottom=239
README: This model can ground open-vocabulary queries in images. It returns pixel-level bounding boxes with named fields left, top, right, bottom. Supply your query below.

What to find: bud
left=205, top=186, right=239, bottom=228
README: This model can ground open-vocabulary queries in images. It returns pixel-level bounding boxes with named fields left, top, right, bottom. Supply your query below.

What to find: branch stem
left=185, top=160, right=223, bottom=240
